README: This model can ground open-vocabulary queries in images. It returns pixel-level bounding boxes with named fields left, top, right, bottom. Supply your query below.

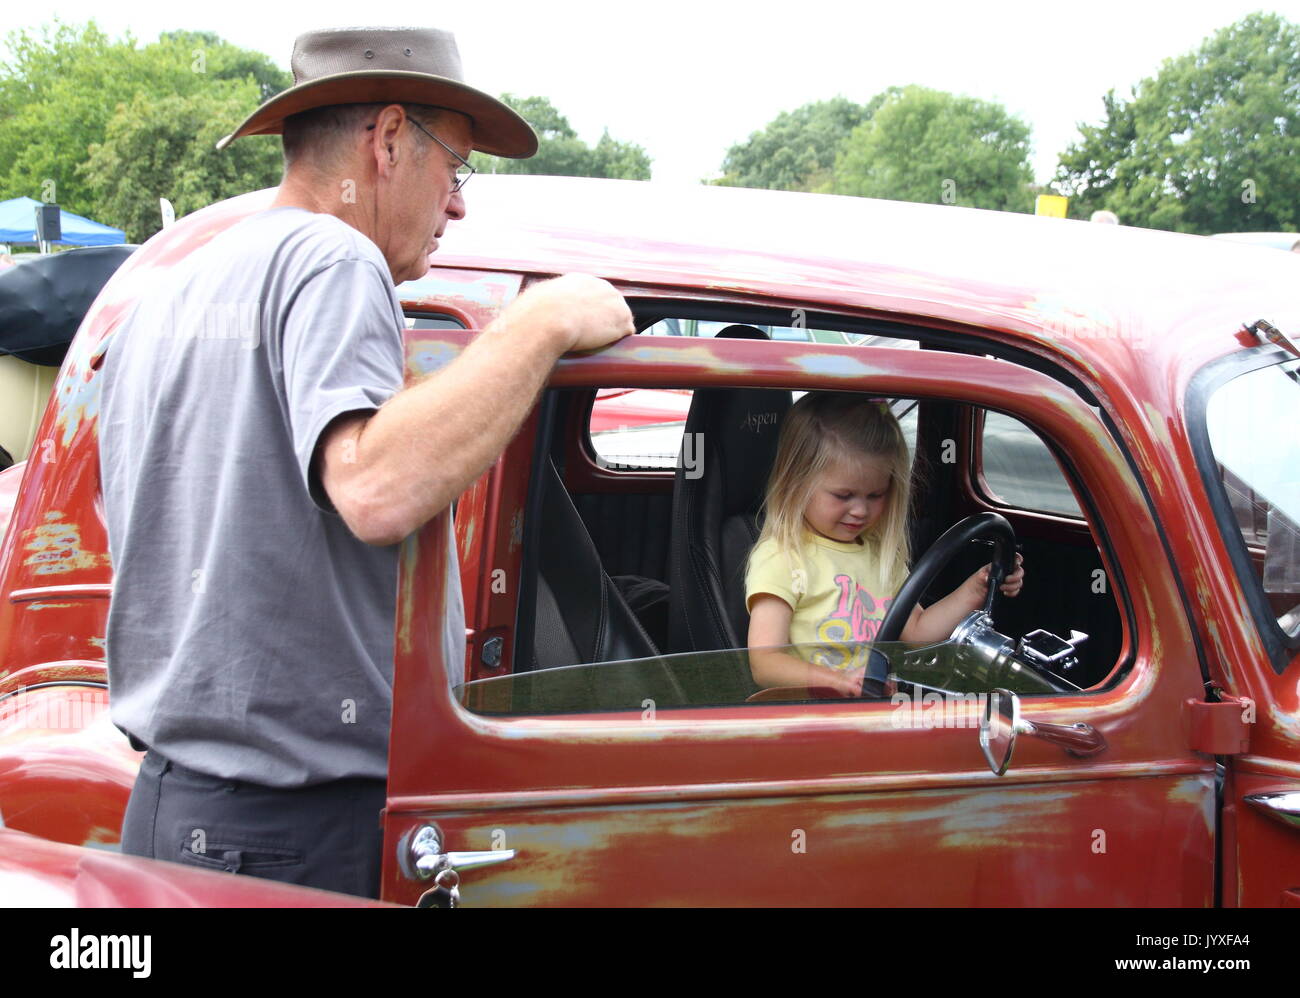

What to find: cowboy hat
left=216, top=26, right=537, bottom=158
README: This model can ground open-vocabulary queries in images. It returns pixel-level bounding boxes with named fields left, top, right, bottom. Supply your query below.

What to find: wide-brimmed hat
left=216, top=26, right=537, bottom=158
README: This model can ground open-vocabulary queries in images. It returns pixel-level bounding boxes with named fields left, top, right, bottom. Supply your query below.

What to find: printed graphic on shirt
left=810, top=574, right=893, bottom=670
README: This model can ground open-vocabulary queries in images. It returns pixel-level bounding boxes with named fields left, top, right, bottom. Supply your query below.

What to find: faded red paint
left=0, top=828, right=391, bottom=906
left=0, top=176, right=1295, bottom=906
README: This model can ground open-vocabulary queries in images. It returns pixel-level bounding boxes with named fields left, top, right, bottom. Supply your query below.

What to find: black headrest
left=681, top=326, right=789, bottom=517
left=669, top=324, right=793, bottom=652
left=0, top=245, right=137, bottom=365
left=715, top=324, right=767, bottom=340
left=686, top=388, right=791, bottom=517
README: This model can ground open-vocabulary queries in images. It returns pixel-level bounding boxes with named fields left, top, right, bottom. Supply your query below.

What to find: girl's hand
left=982, top=550, right=1024, bottom=597
left=828, top=666, right=866, bottom=698
left=963, top=553, right=1026, bottom=605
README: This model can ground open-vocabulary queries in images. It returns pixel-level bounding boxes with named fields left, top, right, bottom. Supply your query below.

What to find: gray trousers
left=121, top=750, right=387, bottom=899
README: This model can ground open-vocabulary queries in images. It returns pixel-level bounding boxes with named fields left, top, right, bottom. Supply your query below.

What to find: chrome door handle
left=1244, top=791, right=1300, bottom=830
left=400, top=824, right=516, bottom=881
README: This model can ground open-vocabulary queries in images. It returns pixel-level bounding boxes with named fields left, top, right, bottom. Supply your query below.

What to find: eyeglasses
left=367, top=117, right=475, bottom=193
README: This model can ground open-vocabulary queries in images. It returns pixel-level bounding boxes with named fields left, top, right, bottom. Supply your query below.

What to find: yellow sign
left=1035, top=194, right=1069, bottom=218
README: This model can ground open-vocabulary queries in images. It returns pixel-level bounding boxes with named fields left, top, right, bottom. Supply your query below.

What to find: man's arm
left=318, top=273, right=632, bottom=546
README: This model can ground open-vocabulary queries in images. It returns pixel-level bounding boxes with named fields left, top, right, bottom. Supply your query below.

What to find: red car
left=1, top=175, right=1298, bottom=906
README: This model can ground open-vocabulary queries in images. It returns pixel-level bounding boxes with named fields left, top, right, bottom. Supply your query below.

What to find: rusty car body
left=1, top=175, right=1298, bottom=906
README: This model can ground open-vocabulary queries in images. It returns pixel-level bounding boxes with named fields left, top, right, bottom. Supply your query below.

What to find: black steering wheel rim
left=874, top=512, right=1018, bottom=651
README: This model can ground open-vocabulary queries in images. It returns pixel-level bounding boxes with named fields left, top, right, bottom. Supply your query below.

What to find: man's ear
left=370, top=104, right=407, bottom=176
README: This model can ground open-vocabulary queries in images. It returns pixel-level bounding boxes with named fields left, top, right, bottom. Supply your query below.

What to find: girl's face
left=803, top=455, right=892, bottom=543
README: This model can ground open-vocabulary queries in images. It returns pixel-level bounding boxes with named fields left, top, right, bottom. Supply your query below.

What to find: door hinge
left=1185, top=696, right=1253, bottom=755
left=1243, top=319, right=1300, bottom=358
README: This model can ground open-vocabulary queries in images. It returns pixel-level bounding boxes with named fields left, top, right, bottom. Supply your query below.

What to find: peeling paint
left=1268, top=700, right=1300, bottom=745
left=406, top=342, right=463, bottom=378
left=396, top=536, right=417, bottom=658
left=791, top=354, right=882, bottom=378
left=398, top=271, right=522, bottom=311
left=50, top=359, right=101, bottom=450
left=620, top=344, right=751, bottom=372
left=21, top=514, right=108, bottom=575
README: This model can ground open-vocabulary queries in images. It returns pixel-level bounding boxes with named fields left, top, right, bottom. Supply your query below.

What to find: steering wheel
left=865, top=513, right=1018, bottom=686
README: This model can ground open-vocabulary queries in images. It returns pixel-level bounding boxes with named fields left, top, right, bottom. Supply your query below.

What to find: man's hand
left=317, top=273, right=633, bottom=546
left=498, top=273, right=634, bottom=354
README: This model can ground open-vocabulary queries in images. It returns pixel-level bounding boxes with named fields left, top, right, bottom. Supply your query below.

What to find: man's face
left=387, top=111, right=472, bottom=284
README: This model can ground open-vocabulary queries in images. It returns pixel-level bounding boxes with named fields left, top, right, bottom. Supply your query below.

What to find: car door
left=380, top=323, right=1216, bottom=907
left=1187, top=347, right=1300, bottom=907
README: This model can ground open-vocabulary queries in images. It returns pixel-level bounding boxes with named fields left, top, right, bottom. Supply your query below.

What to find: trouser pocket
left=176, top=838, right=303, bottom=874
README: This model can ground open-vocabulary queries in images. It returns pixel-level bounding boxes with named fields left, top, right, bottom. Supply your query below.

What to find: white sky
left=3, top=0, right=1299, bottom=184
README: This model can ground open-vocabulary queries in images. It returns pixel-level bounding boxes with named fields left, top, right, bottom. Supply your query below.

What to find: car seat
left=666, top=325, right=792, bottom=652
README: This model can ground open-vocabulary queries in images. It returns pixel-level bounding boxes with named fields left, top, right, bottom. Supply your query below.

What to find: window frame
left=1186, top=345, right=1300, bottom=673
left=494, top=317, right=1141, bottom=715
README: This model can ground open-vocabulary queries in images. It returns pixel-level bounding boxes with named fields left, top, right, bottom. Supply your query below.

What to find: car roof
left=100, top=176, right=1300, bottom=397
left=406, top=175, right=1300, bottom=377
left=1212, top=231, right=1300, bottom=252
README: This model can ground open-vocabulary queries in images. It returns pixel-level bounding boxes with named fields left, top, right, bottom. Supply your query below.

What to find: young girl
left=745, top=392, right=1025, bottom=697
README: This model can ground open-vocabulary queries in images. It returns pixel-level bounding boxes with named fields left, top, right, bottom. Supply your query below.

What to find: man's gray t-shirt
left=98, top=207, right=464, bottom=787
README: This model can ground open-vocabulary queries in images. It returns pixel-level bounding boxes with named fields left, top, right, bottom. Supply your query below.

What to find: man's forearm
left=346, top=318, right=563, bottom=544
left=322, top=272, right=632, bottom=546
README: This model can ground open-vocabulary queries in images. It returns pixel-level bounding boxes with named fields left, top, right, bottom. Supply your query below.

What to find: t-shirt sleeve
left=745, top=539, right=800, bottom=612
left=282, top=258, right=405, bottom=514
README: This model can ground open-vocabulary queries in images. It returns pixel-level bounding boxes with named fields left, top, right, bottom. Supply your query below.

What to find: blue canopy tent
left=0, top=196, right=125, bottom=247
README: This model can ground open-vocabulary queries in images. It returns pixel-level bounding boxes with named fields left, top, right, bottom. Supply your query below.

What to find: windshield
left=1204, top=358, right=1300, bottom=636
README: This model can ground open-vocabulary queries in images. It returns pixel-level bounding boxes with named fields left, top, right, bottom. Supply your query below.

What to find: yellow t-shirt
left=745, top=533, right=897, bottom=670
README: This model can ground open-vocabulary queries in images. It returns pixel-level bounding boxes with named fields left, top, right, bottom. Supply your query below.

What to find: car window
left=978, top=411, right=1083, bottom=517
left=588, top=388, right=692, bottom=471
left=1203, top=357, right=1300, bottom=637
left=588, top=391, right=918, bottom=474
left=465, top=377, right=1119, bottom=716
left=592, top=315, right=916, bottom=472
left=403, top=311, right=466, bottom=330
left=639, top=317, right=915, bottom=348
left=458, top=638, right=1071, bottom=715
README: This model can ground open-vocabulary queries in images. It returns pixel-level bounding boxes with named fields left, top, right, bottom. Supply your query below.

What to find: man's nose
left=446, top=189, right=466, bottom=221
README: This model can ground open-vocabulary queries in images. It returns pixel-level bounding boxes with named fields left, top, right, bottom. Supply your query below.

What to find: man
left=98, top=26, right=632, bottom=898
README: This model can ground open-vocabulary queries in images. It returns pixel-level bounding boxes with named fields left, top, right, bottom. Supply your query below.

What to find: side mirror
left=979, top=688, right=1021, bottom=775
left=979, top=687, right=1108, bottom=775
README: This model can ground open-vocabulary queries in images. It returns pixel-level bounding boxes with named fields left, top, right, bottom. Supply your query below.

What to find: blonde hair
left=754, top=392, right=913, bottom=595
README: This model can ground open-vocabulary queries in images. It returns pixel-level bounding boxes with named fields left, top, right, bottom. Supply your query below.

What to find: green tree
left=1054, top=13, right=1300, bottom=233
left=831, top=86, right=1034, bottom=211
left=0, top=20, right=288, bottom=229
left=471, top=94, right=651, bottom=180
left=80, top=85, right=284, bottom=242
left=713, top=96, right=879, bottom=191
